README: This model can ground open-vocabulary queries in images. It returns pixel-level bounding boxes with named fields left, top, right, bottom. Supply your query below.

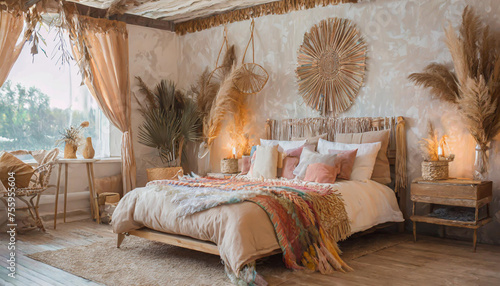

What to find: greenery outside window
left=0, top=27, right=121, bottom=158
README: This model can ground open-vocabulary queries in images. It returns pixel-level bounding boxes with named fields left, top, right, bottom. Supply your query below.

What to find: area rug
left=28, top=231, right=411, bottom=286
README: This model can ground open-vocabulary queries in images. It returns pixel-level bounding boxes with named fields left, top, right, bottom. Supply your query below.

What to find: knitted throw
left=148, top=177, right=352, bottom=277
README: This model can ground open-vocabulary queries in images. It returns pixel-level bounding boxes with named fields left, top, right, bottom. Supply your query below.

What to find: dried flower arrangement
left=419, top=122, right=454, bottom=180
left=55, top=121, right=89, bottom=158
left=409, top=6, right=500, bottom=179
left=419, top=122, right=453, bottom=162
left=55, top=121, right=89, bottom=146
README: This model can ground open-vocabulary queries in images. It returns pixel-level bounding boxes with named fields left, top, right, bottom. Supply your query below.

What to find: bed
left=112, top=116, right=407, bottom=282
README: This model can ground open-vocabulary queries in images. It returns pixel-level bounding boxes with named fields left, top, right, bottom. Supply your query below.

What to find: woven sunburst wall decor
left=296, top=18, right=367, bottom=115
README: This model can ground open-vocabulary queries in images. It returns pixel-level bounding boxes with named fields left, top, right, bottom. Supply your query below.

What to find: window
left=0, top=26, right=120, bottom=157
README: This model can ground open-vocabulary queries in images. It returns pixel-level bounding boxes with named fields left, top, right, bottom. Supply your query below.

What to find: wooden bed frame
left=117, top=116, right=408, bottom=258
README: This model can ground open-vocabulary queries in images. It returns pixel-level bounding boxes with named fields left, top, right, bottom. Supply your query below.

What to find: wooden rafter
left=72, top=2, right=175, bottom=31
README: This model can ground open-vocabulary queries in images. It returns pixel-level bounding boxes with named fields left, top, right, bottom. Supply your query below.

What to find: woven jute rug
left=28, top=231, right=410, bottom=286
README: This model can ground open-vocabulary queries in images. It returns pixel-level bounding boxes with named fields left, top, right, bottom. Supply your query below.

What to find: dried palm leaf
left=136, top=78, right=201, bottom=166
left=192, top=45, right=237, bottom=125
left=459, top=6, right=482, bottom=76
left=136, top=76, right=156, bottom=109
left=458, top=77, right=496, bottom=146
left=409, top=63, right=459, bottom=103
left=204, top=68, right=242, bottom=146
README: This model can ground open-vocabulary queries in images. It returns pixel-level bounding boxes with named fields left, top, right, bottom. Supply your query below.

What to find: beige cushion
left=249, top=145, right=279, bottom=179
left=292, top=133, right=328, bottom=148
left=317, top=140, right=381, bottom=182
left=0, top=152, right=34, bottom=189
left=335, top=130, right=391, bottom=184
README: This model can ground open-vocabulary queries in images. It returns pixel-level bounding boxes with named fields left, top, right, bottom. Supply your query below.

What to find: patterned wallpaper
left=129, top=0, right=500, bottom=243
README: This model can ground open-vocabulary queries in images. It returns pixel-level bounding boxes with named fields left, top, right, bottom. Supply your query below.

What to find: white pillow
left=317, top=139, right=381, bottom=182
left=260, top=139, right=307, bottom=152
left=248, top=145, right=279, bottom=179
left=293, top=148, right=338, bottom=180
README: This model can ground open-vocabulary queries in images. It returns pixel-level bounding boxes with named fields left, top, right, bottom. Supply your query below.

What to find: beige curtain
left=0, top=10, right=25, bottom=86
left=72, top=16, right=136, bottom=194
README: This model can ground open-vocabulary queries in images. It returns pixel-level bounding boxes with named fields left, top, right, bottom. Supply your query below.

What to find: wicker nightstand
left=411, top=178, right=492, bottom=251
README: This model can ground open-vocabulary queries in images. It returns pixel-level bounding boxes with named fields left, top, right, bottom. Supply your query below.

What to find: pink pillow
left=285, top=144, right=315, bottom=157
left=303, top=163, right=339, bottom=184
left=278, top=144, right=314, bottom=179
left=281, top=157, right=300, bottom=179
left=240, top=156, right=251, bottom=175
left=247, top=151, right=257, bottom=176
left=328, top=149, right=358, bottom=180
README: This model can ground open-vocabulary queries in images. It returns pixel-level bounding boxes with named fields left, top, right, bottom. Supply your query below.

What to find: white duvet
left=112, top=179, right=403, bottom=274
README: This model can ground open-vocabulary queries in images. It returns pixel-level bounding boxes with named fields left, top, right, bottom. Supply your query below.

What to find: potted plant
left=55, top=121, right=89, bottom=158
left=135, top=77, right=201, bottom=181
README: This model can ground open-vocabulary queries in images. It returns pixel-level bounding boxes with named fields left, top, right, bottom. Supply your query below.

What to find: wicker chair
left=0, top=149, right=59, bottom=232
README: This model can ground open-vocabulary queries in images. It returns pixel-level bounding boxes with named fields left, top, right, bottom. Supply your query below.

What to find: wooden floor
left=1, top=219, right=499, bottom=286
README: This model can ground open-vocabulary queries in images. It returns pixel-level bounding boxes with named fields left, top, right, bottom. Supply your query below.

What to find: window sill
left=23, top=156, right=122, bottom=165
left=95, top=157, right=122, bottom=163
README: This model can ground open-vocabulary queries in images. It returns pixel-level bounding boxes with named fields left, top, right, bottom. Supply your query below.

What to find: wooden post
left=63, top=163, right=68, bottom=223
left=117, top=233, right=125, bottom=248
left=412, top=201, right=417, bottom=242
left=54, top=163, right=62, bottom=229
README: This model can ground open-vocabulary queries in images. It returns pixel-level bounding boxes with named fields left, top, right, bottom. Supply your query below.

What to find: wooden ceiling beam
left=72, top=2, right=175, bottom=31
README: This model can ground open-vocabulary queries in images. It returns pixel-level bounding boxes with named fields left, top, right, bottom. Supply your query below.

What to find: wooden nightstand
left=411, top=178, right=492, bottom=251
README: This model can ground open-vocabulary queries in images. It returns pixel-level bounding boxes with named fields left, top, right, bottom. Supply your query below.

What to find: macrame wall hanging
left=233, top=19, right=269, bottom=94
left=296, top=18, right=367, bottom=115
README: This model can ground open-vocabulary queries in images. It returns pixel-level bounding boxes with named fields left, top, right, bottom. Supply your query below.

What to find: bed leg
left=117, top=233, right=125, bottom=248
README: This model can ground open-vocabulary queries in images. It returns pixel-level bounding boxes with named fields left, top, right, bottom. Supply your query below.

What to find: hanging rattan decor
left=296, top=18, right=367, bottom=115
left=233, top=19, right=269, bottom=94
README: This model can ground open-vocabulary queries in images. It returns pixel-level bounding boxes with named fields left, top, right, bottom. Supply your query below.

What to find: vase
left=473, top=143, right=490, bottom=181
left=83, top=137, right=95, bottom=159
left=64, top=142, right=78, bottom=159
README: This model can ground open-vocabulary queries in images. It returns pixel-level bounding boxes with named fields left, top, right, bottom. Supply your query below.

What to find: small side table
left=54, top=158, right=100, bottom=229
left=411, top=178, right=492, bottom=251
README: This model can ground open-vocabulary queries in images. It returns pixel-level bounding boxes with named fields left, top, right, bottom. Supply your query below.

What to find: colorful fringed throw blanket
left=148, top=176, right=352, bottom=278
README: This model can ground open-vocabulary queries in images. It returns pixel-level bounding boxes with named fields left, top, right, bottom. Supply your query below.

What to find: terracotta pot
left=64, top=142, right=78, bottom=159
left=83, top=137, right=95, bottom=159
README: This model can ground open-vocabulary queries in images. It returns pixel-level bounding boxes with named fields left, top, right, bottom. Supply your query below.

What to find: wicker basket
left=147, top=167, right=183, bottom=182
left=421, top=161, right=448, bottom=180
left=221, top=158, right=239, bottom=174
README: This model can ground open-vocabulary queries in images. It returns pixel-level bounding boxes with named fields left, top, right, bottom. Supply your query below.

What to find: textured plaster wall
left=172, top=0, right=500, bottom=244
left=128, top=25, right=180, bottom=187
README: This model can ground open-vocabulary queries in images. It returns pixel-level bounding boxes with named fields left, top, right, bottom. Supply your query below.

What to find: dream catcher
left=296, top=18, right=367, bottom=115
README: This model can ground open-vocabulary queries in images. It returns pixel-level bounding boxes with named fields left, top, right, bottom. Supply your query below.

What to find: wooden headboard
left=266, top=116, right=408, bottom=212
